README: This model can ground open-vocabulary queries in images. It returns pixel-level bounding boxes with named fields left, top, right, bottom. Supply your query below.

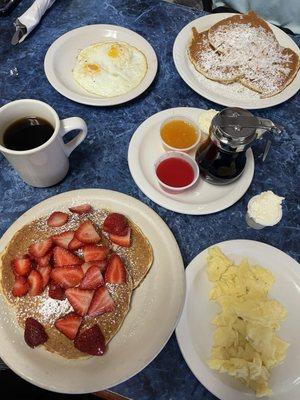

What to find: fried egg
left=73, top=41, right=147, bottom=97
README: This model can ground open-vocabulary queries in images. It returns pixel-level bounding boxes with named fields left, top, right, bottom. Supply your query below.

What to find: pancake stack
left=188, top=12, right=300, bottom=98
left=0, top=208, right=153, bottom=358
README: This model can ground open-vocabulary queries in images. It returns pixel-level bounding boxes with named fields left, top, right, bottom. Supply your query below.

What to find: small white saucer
left=44, top=25, right=158, bottom=106
left=128, top=107, right=254, bottom=215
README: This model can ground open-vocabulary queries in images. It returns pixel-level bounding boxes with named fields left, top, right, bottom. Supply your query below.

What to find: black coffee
left=3, top=117, right=54, bottom=151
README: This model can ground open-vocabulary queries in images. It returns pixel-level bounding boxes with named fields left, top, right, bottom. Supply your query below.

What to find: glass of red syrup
left=155, top=151, right=199, bottom=193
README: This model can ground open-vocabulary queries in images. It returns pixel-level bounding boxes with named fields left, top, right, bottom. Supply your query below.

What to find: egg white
left=73, top=41, right=148, bottom=97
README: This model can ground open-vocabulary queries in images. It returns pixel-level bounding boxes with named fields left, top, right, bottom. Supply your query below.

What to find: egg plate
left=44, top=25, right=157, bottom=106
left=176, top=240, right=300, bottom=400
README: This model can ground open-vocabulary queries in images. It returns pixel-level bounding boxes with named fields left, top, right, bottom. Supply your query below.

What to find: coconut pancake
left=207, top=11, right=276, bottom=55
left=240, top=46, right=300, bottom=97
left=188, top=12, right=300, bottom=97
left=188, top=28, right=242, bottom=84
left=0, top=208, right=153, bottom=358
left=208, top=12, right=300, bottom=97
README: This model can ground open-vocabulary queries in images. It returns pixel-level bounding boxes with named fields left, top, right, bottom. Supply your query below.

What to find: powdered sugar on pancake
left=188, top=30, right=242, bottom=83
left=188, top=13, right=299, bottom=97
left=36, top=297, right=72, bottom=324
left=208, top=23, right=296, bottom=96
left=208, top=23, right=275, bottom=55
left=193, top=70, right=260, bottom=100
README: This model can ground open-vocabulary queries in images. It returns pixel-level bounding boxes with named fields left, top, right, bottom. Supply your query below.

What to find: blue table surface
left=0, top=0, right=299, bottom=399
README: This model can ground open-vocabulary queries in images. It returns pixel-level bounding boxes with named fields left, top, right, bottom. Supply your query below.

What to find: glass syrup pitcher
left=195, top=107, right=281, bottom=185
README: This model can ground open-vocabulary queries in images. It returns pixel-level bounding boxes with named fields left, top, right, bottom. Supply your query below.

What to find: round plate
left=176, top=240, right=300, bottom=400
left=128, top=107, right=254, bottom=215
left=0, top=189, right=185, bottom=393
left=44, top=25, right=158, bottom=106
left=173, top=14, right=300, bottom=109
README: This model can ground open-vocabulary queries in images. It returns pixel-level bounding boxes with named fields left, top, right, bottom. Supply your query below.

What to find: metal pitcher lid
left=211, top=107, right=259, bottom=147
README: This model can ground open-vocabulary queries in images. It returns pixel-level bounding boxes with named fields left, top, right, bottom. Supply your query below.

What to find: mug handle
left=60, top=117, right=87, bottom=157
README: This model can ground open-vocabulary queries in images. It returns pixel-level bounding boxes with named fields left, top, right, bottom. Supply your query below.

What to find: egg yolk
left=108, top=45, right=119, bottom=58
left=86, top=63, right=101, bottom=73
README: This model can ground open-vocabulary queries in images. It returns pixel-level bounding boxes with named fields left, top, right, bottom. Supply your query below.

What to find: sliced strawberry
left=109, top=228, right=131, bottom=248
left=53, top=246, right=82, bottom=266
left=30, top=260, right=38, bottom=270
left=105, top=254, right=126, bottom=284
left=37, top=265, right=51, bottom=288
left=81, top=262, right=91, bottom=275
left=97, top=260, right=107, bottom=273
left=27, top=269, right=44, bottom=296
left=69, top=204, right=92, bottom=215
left=29, top=238, right=53, bottom=258
left=87, top=287, right=115, bottom=317
left=24, top=318, right=48, bottom=348
left=55, top=312, right=82, bottom=340
left=79, top=265, right=104, bottom=290
left=65, top=288, right=94, bottom=316
left=35, top=252, right=52, bottom=267
left=103, top=213, right=128, bottom=235
left=83, top=245, right=109, bottom=262
left=50, top=267, right=84, bottom=289
left=74, top=325, right=106, bottom=356
left=81, top=261, right=107, bottom=275
left=11, top=256, right=32, bottom=277
left=12, top=276, right=29, bottom=297
left=52, top=231, right=74, bottom=249
left=75, top=221, right=100, bottom=244
left=68, top=236, right=84, bottom=251
left=48, top=282, right=66, bottom=300
left=47, top=211, right=69, bottom=227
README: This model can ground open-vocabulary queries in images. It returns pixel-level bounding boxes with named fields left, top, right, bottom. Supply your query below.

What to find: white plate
left=128, top=107, right=254, bottom=215
left=44, top=25, right=158, bottom=106
left=173, top=14, right=300, bottom=109
left=176, top=240, right=300, bottom=400
left=0, top=189, right=185, bottom=393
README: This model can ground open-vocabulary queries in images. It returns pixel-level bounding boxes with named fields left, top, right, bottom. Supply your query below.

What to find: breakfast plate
left=44, top=25, right=158, bottom=106
left=128, top=107, right=254, bottom=215
left=0, top=189, right=185, bottom=393
left=176, top=240, right=300, bottom=400
left=173, top=14, right=300, bottom=109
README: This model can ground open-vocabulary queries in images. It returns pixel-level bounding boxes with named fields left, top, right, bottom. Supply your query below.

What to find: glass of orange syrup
left=160, top=117, right=200, bottom=152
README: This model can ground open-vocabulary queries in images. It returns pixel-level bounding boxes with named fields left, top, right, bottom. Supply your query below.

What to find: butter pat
left=248, top=191, right=284, bottom=226
left=198, top=109, right=218, bottom=135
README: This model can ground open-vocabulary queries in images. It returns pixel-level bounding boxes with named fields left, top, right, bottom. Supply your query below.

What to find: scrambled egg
left=207, top=247, right=289, bottom=397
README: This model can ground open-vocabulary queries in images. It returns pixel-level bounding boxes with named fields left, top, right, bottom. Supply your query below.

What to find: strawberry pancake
left=0, top=206, right=152, bottom=359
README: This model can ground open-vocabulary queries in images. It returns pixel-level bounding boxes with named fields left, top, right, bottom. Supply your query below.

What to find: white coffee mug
left=0, top=99, right=87, bottom=187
